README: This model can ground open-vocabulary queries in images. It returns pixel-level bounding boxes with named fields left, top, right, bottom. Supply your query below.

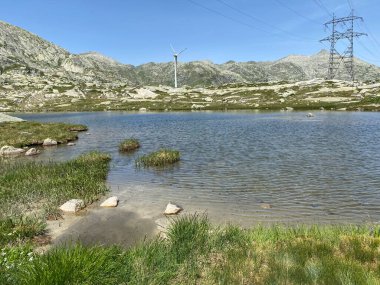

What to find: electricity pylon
left=320, top=10, right=367, bottom=82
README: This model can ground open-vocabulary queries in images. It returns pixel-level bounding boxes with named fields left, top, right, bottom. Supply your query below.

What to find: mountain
left=1, top=20, right=380, bottom=87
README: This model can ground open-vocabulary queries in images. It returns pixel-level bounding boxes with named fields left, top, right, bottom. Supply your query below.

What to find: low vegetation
left=118, top=138, right=140, bottom=152
left=0, top=121, right=87, bottom=147
left=0, top=151, right=111, bottom=242
left=136, top=149, right=180, bottom=167
left=1, top=215, right=380, bottom=284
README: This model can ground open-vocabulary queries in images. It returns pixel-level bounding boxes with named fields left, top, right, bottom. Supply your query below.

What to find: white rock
left=306, top=113, right=314, bottom=117
left=0, top=145, right=25, bottom=156
left=59, top=199, right=84, bottom=213
left=100, top=196, right=119, bottom=207
left=164, top=202, right=183, bottom=215
left=67, top=142, right=76, bottom=146
left=285, top=106, right=294, bottom=111
left=43, top=138, right=57, bottom=146
left=25, top=148, right=40, bottom=156
left=139, top=107, right=147, bottom=112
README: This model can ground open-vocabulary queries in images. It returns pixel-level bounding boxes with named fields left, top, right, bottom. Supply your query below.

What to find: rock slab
left=43, top=138, right=58, bottom=146
left=59, top=199, right=85, bottom=213
left=100, top=196, right=119, bottom=207
left=164, top=202, right=183, bottom=215
left=0, top=145, right=25, bottom=156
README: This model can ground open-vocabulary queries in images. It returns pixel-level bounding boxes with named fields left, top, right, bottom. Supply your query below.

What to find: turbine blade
left=170, top=44, right=176, bottom=53
left=178, top=48, right=187, bottom=55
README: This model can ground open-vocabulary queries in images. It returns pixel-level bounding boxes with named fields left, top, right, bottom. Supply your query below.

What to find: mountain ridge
left=0, top=20, right=379, bottom=87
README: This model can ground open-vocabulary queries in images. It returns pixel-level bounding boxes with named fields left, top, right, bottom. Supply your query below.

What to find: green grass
left=136, top=149, right=180, bottom=167
left=0, top=121, right=88, bottom=148
left=3, top=215, right=380, bottom=285
left=118, top=138, right=140, bottom=152
left=0, top=151, right=111, bottom=244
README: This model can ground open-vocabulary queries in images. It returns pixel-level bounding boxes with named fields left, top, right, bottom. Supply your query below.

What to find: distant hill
left=1, top=20, right=379, bottom=86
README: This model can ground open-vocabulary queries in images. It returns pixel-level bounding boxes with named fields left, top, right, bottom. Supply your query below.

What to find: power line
left=312, top=0, right=332, bottom=17
left=346, top=0, right=353, bottom=10
left=186, top=0, right=314, bottom=42
left=215, top=0, right=314, bottom=41
left=185, top=0, right=270, bottom=34
left=273, top=0, right=322, bottom=27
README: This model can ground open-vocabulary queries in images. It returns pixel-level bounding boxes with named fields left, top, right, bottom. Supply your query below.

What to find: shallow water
left=16, top=111, right=380, bottom=226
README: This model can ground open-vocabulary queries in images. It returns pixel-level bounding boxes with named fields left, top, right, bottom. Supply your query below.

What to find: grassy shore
left=1, top=215, right=379, bottom=285
left=0, top=121, right=87, bottom=147
left=1, top=137, right=380, bottom=284
left=0, top=152, right=111, bottom=243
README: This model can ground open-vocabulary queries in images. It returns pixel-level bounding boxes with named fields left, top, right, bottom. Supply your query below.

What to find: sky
left=0, top=0, right=379, bottom=66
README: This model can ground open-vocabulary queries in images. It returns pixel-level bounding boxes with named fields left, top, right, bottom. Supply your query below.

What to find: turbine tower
left=171, top=45, right=187, bottom=88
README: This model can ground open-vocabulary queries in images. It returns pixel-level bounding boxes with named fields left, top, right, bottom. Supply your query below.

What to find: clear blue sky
left=1, top=0, right=379, bottom=66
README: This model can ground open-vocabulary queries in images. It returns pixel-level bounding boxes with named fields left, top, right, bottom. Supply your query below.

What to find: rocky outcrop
left=0, top=145, right=25, bottom=156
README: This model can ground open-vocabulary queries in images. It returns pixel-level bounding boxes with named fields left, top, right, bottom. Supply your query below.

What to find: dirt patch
left=49, top=208, right=158, bottom=248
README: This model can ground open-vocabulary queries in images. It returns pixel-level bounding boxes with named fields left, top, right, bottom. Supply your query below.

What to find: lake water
left=16, top=111, right=380, bottom=226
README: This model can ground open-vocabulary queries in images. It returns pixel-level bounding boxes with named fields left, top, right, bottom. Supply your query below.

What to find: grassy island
left=0, top=121, right=88, bottom=147
left=136, top=149, right=180, bottom=167
left=118, top=138, right=140, bottom=152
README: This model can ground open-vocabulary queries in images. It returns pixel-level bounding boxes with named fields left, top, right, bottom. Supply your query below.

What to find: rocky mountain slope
left=1, top=20, right=380, bottom=87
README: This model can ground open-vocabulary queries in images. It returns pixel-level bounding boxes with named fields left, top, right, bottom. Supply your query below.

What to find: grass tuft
left=135, top=149, right=180, bottom=168
left=118, top=138, right=140, bottom=152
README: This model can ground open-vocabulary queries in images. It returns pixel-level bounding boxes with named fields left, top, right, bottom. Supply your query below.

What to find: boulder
left=59, top=199, right=84, bottom=213
left=139, top=107, right=147, bottom=112
left=43, top=138, right=57, bottom=146
left=100, top=196, right=119, bottom=207
left=306, top=113, right=314, bottom=117
left=0, top=145, right=25, bottom=156
left=260, top=203, right=272, bottom=209
left=164, top=202, right=183, bottom=215
left=285, top=107, right=294, bottom=111
left=67, top=142, right=76, bottom=146
left=25, top=148, right=40, bottom=156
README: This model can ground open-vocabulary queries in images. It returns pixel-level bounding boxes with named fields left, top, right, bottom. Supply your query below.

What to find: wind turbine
left=171, top=45, right=187, bottom=88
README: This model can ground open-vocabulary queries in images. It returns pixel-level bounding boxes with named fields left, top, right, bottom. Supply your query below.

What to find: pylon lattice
left=320, top=10, right=367, bottom=82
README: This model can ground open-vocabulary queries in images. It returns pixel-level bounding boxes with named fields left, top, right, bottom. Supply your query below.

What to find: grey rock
left=25, top=147, right=40, bottom=156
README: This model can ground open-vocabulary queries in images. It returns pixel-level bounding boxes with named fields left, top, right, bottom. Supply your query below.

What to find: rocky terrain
left=0, top=20, right=380, bottom=112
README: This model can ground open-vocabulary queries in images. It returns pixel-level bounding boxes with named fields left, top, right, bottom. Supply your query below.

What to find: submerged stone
left=100, top=196, right=119, bottom=207
left=164, top=202, right=182, bottom=215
